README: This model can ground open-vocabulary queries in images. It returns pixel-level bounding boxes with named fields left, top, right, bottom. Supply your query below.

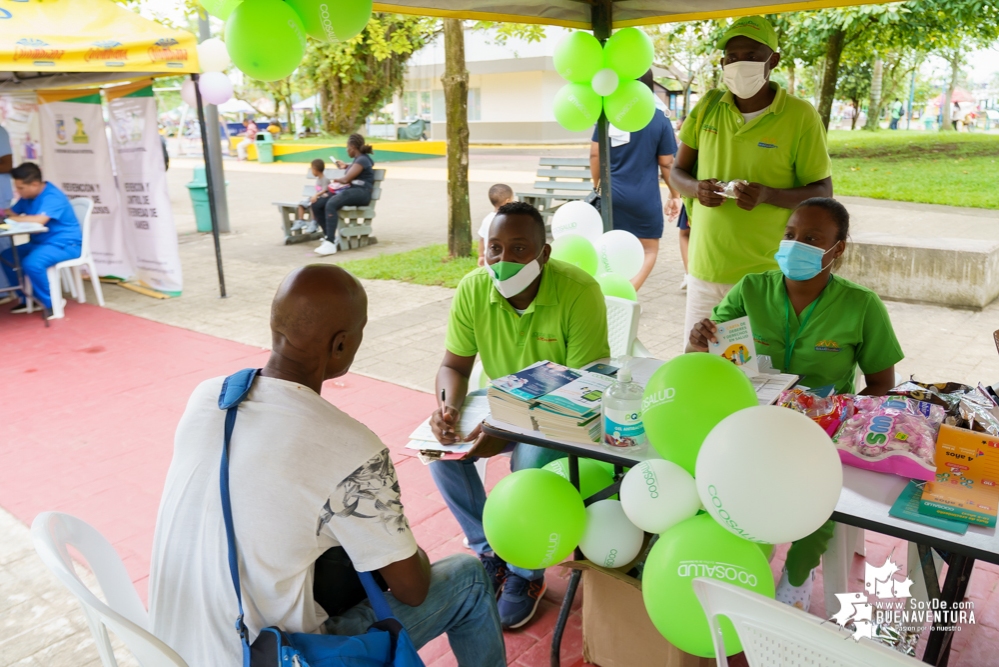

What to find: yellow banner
left=0, top=0, right=199, bottom=73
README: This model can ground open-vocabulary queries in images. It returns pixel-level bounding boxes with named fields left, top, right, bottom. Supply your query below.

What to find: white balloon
left=595, top=229, right=644, bottom=280
left=551, top=200, right=603, bottom=243
left=180, top=78, right=198, bottom=108
left=578, top=499, right=645, bottom=569
left=591, top=68, right=620, bottom=97
left=197, top=37, right=231, bottom=73
left=198, top=72, right=233, bottom=106
left=620, top=459, right=700, bottom=534
left=695, top=406, right=843, bottom=544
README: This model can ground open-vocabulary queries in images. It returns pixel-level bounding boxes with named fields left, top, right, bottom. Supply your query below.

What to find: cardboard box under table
left=565, top=561, right=714, bottom=667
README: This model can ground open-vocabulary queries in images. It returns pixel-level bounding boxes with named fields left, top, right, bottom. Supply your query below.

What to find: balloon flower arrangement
left=199, top=0, right=372, bottom=82
left=546, top=201, right=643, bottom=301
left=552, top=27, right=658, bottom=133
left=481, top=354, right=844, bottom=658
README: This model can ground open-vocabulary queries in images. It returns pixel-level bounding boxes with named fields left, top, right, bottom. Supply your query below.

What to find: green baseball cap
left=718, top=16, right=779, bottom=52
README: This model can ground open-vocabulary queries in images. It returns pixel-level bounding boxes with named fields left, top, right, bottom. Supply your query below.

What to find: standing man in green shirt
left=670, top=16, right=833, bottom=349
left=427, top=201, right=610, bottom=629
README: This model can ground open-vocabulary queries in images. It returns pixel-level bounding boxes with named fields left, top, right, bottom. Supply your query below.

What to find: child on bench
left=293, top=159, right=331, bottom=233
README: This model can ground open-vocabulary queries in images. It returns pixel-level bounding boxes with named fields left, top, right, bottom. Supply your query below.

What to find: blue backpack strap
left=358, top=571, right=396, bottom=622
left=218, top=369, right=261, bottom=667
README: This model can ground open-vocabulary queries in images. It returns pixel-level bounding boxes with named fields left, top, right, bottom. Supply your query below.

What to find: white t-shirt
left=149, top=376, right=418, bottom=667
left=741, top=106, right=770, bottom=124
left=478, top=211, right=496, bottom=240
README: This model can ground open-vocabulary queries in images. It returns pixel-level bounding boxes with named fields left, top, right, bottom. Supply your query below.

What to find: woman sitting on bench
left=312, top=134, right=375, bottom=256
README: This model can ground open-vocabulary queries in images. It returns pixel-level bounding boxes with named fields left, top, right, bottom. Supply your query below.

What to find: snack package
left=778, top=388, right=854, bottom=436
left=960, top=387, right=999, bottom=436
left=832, top=396, right=943, bottom=480
left=890, top=381, right=999, bottom=435
left=717, top=179, right=748, bottom=199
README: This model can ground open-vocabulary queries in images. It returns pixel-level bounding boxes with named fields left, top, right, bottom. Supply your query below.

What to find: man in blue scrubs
left=2, top=162, right=82, bottom=317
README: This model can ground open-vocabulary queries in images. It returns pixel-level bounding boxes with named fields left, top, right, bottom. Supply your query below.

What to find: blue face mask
left=774, top=240, right=835, bottom=281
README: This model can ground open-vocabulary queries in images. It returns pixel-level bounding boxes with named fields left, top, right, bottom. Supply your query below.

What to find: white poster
left=38, top=89, right=132, bottom=280
left=107, top=81, right=182, bottom=295
left=0, top=94, right=42, bottom=168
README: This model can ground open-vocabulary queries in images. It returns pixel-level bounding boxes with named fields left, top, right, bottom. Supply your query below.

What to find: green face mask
left=489, top=261, right=528, bottom=282
left=487, top=252, right=543, bottom=298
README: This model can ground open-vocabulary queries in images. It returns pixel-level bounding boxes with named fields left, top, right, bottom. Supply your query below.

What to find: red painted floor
left=0, top=304, right=593, bottom=666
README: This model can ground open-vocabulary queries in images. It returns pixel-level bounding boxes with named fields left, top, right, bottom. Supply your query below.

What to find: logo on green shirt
left=815, top=339, right=842, bottom=352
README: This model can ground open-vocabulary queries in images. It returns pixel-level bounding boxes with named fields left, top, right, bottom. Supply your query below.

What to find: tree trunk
left=816, top=29, right=845, bottom=130
left=863, top=55, right=883, bottom=131
left=851, top=97, right=859, bottom=130
left=788, top=60, right=796, bottom=98
left=442, top=19, right=471, bottom=258
left=941, top=52, right=960, bottom=131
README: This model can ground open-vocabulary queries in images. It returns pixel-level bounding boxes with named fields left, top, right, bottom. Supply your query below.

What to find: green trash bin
left=256, top=131, right=275, bottom=163
left=185, top=167, right=228, bottom=233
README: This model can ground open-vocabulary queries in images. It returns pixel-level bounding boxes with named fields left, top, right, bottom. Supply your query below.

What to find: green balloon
left=543, top=457, right=614, bottom=500
left=596, top=272, right=637, bottom=301
left=554, top=31, right=604, bottom=84
left=200, top=0, right=243, bottom=20
left=553, top=83, right=602, bottom=132
left=603, top=80, right=656, bottom=132
left=642, top=514, right=775, bottom=657
left=758, top=542, right=775, bottom=560
left=642, top=353, right=757, bottom=476
left=603, top=27, right=654, bottom=81
left=550, top=233, right=598, bottom=276
left=483, top=469, right=586, bottom=570
left=285, top=0, right=372, bottom=43
left=225, top=0, right=306, bottom=82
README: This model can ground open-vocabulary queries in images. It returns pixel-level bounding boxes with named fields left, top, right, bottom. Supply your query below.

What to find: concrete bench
left=838, top=233, right=999, bottom=309
left=273, top=167, right=385, bottom=249
left=516, top=157, right=593, bottom=223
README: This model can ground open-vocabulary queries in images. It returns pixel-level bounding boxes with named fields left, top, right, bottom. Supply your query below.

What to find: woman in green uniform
left=689, top=197, right=905, bottom=610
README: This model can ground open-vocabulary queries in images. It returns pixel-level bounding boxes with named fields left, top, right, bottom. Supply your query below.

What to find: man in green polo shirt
left=670, top=15, right=833, bottom=349
left=428, top=201, right=609, bottom=629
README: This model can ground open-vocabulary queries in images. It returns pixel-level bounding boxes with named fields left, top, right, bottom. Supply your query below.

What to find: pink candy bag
left=832, top=396, right=944, bottom=480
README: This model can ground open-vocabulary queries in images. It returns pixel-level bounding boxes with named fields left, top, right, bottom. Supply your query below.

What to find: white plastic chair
left=604, top=295, right=651, bottom=359
left=46, top=198, right=104, bottom=319
left=692, top=577, right=921, bottom=666
left=31, top=512, right=188, bottom=667
left=822, top=522, right=867, bottom=617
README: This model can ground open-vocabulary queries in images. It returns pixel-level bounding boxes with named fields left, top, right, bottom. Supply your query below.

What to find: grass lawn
left=828, top=130, right=999, bottom=210
left=338, top=244, right=479, bottom=288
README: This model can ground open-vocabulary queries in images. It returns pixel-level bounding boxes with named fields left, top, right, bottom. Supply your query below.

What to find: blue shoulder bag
left=218, top=368, right=426, bottom=667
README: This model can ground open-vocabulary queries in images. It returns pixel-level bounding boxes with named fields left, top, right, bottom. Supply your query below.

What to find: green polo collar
left=720, top=81, right=787, bottom=117
left=488, top=261, right=558, bottom=314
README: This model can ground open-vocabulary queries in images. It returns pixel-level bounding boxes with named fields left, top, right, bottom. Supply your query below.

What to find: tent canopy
left=372, top=0, right=874, bottom=29
left=0, top=0, right=199, bottom=92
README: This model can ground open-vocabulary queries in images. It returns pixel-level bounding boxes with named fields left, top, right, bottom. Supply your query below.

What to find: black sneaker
left=498, top=573, right=547, bottom=629
left=479, top=553, right=507, bottom=598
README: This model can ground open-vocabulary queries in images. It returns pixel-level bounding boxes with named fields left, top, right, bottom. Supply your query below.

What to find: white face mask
left=723, top=60, right=768, bottom=99
left=487, top=252, right=543, bottom=299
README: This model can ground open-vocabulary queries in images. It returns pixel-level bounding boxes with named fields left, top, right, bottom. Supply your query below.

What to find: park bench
left=516, top=157, right=594, bottom=224
left=273, top=167, right=385, bottom=249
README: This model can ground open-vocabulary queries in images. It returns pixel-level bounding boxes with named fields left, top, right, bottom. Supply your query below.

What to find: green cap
left=718, top=16, right=779, bottom=52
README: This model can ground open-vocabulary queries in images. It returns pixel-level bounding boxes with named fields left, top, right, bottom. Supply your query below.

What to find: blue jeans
left=429, top=443, right=564, bottom=581
left=1, top=241, right=81, bottom=309
left=324, top=554, right=505, bottom=667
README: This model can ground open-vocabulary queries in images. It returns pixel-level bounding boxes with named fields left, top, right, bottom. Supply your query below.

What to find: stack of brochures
left=487, top=361, right=613, bottom=444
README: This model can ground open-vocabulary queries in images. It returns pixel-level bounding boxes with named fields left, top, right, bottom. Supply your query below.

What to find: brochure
left=489, top=361, right=580, bottom=402
left=919, top=425, right=999, bottom=528
left=889, top=480, right=968, bottom=535
left=537, top=371, right=615, bottom=417
left=710, top=316, right=759, bottom=376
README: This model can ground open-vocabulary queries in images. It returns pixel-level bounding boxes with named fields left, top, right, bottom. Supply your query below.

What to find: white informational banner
left=38, top=89, right=132, bottom=280
left=107, top=81, right=182, bottom=295
left=0, top=94, right=42, bottom=168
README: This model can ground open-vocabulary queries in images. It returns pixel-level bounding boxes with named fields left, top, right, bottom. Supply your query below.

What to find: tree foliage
left=301, top=14, right=440, bottom=134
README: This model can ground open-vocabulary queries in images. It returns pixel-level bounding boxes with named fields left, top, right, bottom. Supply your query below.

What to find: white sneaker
left=679, top=274, right=688, bottom=291
left=314, top=239, right=338, bottom=256
left=304, top=221, right=319, bottom=234
left=776, top=567, right=814, bottom=613
left=290, top=219, right=307, bottom=232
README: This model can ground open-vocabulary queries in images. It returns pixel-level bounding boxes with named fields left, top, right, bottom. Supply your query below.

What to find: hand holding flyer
left=709, top=316, right=759, bottom=376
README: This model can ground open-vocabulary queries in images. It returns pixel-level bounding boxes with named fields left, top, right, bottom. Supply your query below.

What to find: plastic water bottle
left=602, top=367, right=646, bottom=451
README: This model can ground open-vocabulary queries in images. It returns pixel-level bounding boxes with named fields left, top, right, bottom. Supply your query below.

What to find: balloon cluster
left=552, top=28, right=657, bottom=133
left=482, top=353, right=844, bottom=658
left=200, top=0, right=372, bottom=83
left=548, top=201, right=642, bottom=301
left=185, top=38, right=234, bottom=107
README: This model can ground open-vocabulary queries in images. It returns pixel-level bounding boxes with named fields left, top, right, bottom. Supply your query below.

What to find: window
left=468, top=88, right=481, bottom=121
left=432, top=91, right=445, bottom=122
left=401, top=91, right=418, bottom=119
left=420, top=91, right=432, bottom=117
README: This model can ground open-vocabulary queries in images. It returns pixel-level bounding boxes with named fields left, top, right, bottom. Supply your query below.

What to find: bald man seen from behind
left=149, top=265, right=506, bottom=667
